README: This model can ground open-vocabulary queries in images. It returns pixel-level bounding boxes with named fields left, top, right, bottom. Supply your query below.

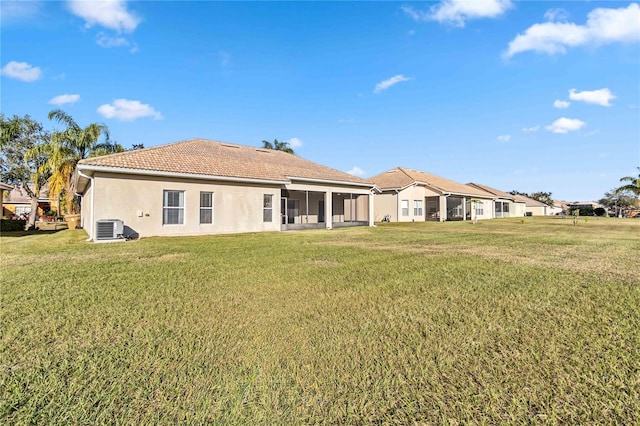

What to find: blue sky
left=2, top=0, right=639, bottom=201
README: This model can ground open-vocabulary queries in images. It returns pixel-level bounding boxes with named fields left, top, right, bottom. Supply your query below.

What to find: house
left=1, top=184, right=55, bottom=219
left=0, top=182, right=13, bottom=218
left=513, top=194, right=549, bottom=216
left=369, top=167, right=495, bottom=222
left=466, top=182, right=526, bottom=218
left=75, top=139, right=376, bottom=240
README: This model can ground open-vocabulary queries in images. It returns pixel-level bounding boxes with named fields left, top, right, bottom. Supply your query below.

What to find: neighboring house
left=1, top=184, right=53, bottom=219
left=76, top=139, right=376, bottom=240
left=369, top=167, right=494, bottom=222
left=567, top=201, right=602, bottom=211
left=466, top=182, right=526, bottom=218
left=0, top=182, right=13, bottom=218
left=513, top=194, right=549, bottom=216
left=547, top=202, right=565, bottom=216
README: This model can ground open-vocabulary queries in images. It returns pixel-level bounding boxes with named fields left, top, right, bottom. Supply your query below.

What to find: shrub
left=594, top=207, right=606, bottom=216
left=1, top=219, right=27, bottom=232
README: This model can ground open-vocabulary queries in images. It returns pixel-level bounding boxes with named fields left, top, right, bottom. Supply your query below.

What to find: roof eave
left=286, top=176, right=375, bottom=188
left=77, top=164, right=289, bottom=186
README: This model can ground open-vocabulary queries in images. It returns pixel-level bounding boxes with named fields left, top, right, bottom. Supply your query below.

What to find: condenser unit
left=95, top=219, right=124, bottom=241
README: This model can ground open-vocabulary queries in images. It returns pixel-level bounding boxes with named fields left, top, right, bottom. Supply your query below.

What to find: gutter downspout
left=77, top=170, right=94, bottom=242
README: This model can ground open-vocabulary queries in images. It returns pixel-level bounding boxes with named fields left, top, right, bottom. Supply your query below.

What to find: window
left=15, top=205, right=31, bottom=216
left=476, top=203, right=484, bottom=216
left=503, top=202, right=510, bottom=213
left=200, top=192, right=213, bottom=224
left=263, top=194, right=273, bottom=222
left=163, top=190, right=184, bottom=225
left=413, top=200, right=423, bottom=217
left=401, top=200, right=409, bottom=216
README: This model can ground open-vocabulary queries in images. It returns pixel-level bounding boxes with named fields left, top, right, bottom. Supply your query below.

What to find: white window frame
left=413, top=200, right=423, bottom=217
left=476, top=203, right=484, bottom=216
left=163, top=190, right=184, bottom=225
left=401, top=199, right=409, bottom=216
left=200, top=192, right=213, bottom=224
left=263, top=194, right=273, bottom=222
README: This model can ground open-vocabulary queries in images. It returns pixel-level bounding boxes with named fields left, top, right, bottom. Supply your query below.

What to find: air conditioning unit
left=95, top=219, right=124, bottom=241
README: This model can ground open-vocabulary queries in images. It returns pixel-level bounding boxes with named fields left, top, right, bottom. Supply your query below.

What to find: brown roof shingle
left=369, top=167, right=493, bottom=197
left=79, top=139, right=372, bottom=185
left=467, top=182, right=518, bottom=201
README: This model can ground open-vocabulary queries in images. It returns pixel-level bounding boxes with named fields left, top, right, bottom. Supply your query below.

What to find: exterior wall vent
left=95, top=219, right=124, bottom=240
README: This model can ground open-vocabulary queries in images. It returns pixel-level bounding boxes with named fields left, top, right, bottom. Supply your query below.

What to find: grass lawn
left=1, top=217, right=639, bottom=424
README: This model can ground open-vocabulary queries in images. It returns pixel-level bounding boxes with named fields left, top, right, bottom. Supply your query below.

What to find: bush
left=1, top=219, right=27, bottom=232
left=594, top=207, right=606, bottom=217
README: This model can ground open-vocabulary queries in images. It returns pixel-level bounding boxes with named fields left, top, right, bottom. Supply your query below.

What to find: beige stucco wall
left=512, top=202, right=526, bottom=217
left=374, top=192, right=398, bottom=222
left=90, top=172, right=282, bottom=238
left=470, top=199, right=493, bottom=221
left=81, top=179, right=92, bottom=231
left=526, top=205, right=547, bottom=216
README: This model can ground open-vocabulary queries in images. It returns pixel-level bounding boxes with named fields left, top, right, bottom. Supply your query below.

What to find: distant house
left=466, top=182, right=526, bottom=218
left=369, top=167, right=495, bottom=222
left=76, top=139, right=376, bottom=240
left=1, top=184, right=55, bottom=219
left=513, top=194, right=550, bottom=216
left=0, top=182, right=13, bottom=218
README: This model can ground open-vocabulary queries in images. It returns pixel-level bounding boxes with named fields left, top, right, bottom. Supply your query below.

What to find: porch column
left=325, top=191, right=332, bottom=229
left=462, top=198, right=467, bottom=221
left=439, top=195, right=447, bottom=222
left=368, top=192, right=374, bottom=227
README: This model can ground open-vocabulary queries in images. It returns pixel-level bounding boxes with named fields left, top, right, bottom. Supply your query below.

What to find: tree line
left=0, top=110, right=141, bottom=229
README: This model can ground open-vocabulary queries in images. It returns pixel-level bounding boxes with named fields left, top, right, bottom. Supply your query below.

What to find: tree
left=617, top=167, right=640, bottom=207
left=529, top=191, right=554, bottom=206
left=31, top=109, right=110, bottom=215
left=0, top=114, right=51, bottom=229
left=261, top=139, right=294, bottom=154
left=599, top=188, right=635, bottom=210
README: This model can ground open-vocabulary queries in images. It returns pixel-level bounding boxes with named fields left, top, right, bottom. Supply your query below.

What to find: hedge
left=1, top=220, right=27, bottom=232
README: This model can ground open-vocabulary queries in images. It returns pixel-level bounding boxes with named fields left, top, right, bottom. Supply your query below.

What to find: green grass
left=2, top=217, right=639, bottom=424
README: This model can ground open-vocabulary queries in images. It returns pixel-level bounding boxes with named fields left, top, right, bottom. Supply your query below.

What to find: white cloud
left=49, top=94, right=80, bottom=105
left=68, top=0, right=140, bottom=33
left=554, top=99, right=570, bottom=109
left=506, top=3, right=640, bottom=57
left=97, top=99, right=163, bottom=121
left=374, top=74, right=411, bottom=94
left=347, top=166, right=366, bottom=177
left=569, top=88, right=615, bottom=107
left=1, top=61, right=42, bottom=82
left=544, top=8, right=569, bottom=22
left=288, top=137, right=303, bottom=148
left=402, top=0, right=512, bottom=27
left=96, top=33, right=135, bottom=51
left=545, top=117, right=586, bottom=134
left=1, top=0, right=42, bottom=23
left=522, top=125, right=540, bottom=132
left=497, top=134, right=511, bottom=142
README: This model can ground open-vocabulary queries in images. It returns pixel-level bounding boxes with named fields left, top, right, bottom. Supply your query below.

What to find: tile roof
left=512, top=194, right=548, bottom=207
left=467, top=182, right=518, bottom=201
left=2, top=185, right=51, bottom=203
left=369, top=167, right=493, bottom=198
left=78, top=138, right=372, bottom=186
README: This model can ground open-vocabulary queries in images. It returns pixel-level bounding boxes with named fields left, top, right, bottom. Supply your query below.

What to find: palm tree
left=30, top=110, right=111, bottom=214
left=261, top=139, right=294, bottom=154
left=617, top=167, right=640, bottom=208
